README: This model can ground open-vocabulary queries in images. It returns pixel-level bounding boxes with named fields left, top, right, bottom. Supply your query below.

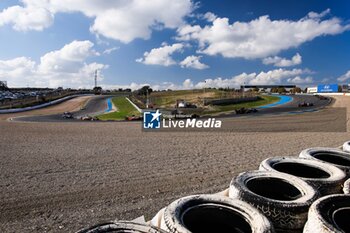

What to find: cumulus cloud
left=177, top=9, right=350, bottom=59
left=104, top=68, right=314, bottom=91
left=192, top=69, right=313, bottom=89
left=262, top=53, right=302, bottom=67
left=0, top=5, right=53, bottom=31
left=0, top=0, right=194, bottom=43
left=180, top=55, right=209, bottom=69
left=202, top=12, right=217, bottom=22
left=287, top=76, right=313, bottom=84
left=136, top=43, right=184, bottom=66
left=337, top=70, right=350, bottom=82
left=0, top=40, right=107, bottom=88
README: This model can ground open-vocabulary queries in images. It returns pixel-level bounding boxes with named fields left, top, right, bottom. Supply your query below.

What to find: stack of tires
left=77, top=142, right=350, bottom=233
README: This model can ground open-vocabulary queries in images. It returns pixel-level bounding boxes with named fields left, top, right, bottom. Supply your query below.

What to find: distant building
left=307, top=87, right=317, bottom=93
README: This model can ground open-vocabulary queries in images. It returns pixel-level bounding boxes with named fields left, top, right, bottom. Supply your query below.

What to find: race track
left=0, top=95, right=348, bottom=232
left=10, top=95, right=121, bottom=122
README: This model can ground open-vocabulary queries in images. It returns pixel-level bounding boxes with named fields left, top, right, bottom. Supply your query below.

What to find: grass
left=149, top=89, right=243, bottom=108
left=204, top=95, right=280, bottom=114
left=98, top=97, right=140, bottom=120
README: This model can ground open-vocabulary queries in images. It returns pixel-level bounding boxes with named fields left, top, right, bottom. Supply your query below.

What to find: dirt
left=0, top=96, right=350, bottom=232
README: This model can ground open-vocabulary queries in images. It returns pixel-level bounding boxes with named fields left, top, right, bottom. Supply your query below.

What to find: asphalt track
left=216, top=94, right=331, bottom=118
left=10, top=95, right=118, bottom=122
left=9, top=94, right=331, bottom=123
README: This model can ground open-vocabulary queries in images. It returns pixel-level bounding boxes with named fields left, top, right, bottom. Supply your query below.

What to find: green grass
left=204, top=95, right=280, bottom=114
left=98, top=97, right=140, bottom=120
left=150, top=89, right=231, bottom=107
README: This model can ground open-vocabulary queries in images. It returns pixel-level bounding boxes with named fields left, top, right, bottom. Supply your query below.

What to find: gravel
left=0, top=96, right=349, bottom=232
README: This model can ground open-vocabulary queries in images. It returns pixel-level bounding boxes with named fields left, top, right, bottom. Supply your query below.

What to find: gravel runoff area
left=0, top=96, right=350, bottom=232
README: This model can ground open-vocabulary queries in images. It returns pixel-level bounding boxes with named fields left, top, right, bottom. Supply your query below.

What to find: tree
left=338, top=85, right=342, bottom=92
left=137, top=85, right=153, bottom=96
left=93, top=86, right=102, bottom=95
left=290, top=87, right=302, bottom=93
left=277, top=87, right=287, bottom=93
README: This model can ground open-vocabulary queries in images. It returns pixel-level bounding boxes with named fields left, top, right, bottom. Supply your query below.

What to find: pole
left=94, top=70, right=98, bottom=88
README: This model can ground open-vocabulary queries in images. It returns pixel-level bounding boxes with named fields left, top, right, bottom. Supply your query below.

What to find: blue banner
left=317, top=84, right=338, bottom=93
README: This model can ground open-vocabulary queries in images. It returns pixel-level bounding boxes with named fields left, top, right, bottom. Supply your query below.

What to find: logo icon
left=143, top=109, right=162, bottom=129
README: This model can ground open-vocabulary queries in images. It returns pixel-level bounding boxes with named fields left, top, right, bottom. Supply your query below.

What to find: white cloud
left=180, top=55, right=209, bottom=69
left=0, top=40, right=107, bottom=88
left=262, top=53, right=302, bottom=67
left=38, top=40, right=98, bottom=73
left=136, top=43, right=184, bottom=66
left=203, top=12, right=217, bottom=22
left=0, top=5, right=53, bottom=31
left=0, top=0, right=194, bottom=43
left=103, top=68, right=314, bottom=91
left=337, top=70, right=350, bottom=82
left=103, top=47, right=119, bottom=55
left=287, top=76, right=313, bottom=84
left=177, top=10, right=350, bottom=59
left=194, top=68, right=313, bottom=88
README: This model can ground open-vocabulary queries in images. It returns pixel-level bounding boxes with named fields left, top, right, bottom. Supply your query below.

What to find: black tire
left=344, top=179, right=350, bottom=194
left=259, top=157, right=346, bottom=195
left=342, top=141, right=350, bottom=153
left=303, top=194, right=350, bottom=233
left=229, top=170, right=318, bottom=231
left=76, top=221, right=167, bottom=233
left=299, top=147, right=350, bottom=177
left=161, top=194, right=275, bottom=233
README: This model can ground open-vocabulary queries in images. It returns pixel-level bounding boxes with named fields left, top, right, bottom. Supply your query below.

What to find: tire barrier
left=76, top=221, right=167, bottom=233
left=303, top=194, right=350, bottom=233
left=259, top=157, right=346, bottom=196
left=344, top=179, right=350, bottom=194
left=342, top=141, right=350, bottom=153
left=229, top=170, right=318, bottom=231
left=299, top=147, right=350, bottom=177
left=160, top=194, right=274, bottom=233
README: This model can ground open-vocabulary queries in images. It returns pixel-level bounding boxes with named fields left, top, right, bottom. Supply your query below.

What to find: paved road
left=11, top=95, right=121, bottom=122
left=218, top=94, right=332, bottom=118
left=12, top=94, right=331, bottom=123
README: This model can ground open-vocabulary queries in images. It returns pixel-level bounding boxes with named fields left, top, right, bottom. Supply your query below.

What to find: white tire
left=303, top=194, right=350, bottom=233
left=76, top=221, right=167, bottom=233
left=229, top=170, right=318, bottom=231
left=342, top=141, right=350, bottom=152
left=259, top=157, right=346, bottom=195
left=161, top=194, right=274, bottom=233
left=344, top=179, right=350, bottom=194
left=299, top=147, right=350, bottom=177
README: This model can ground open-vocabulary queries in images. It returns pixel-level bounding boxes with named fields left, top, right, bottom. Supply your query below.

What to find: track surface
left=219, top=94, right=331, bottom=118
left=11, top=94, right=330, bottom=123
left=11, top=95, right=117, bottom=122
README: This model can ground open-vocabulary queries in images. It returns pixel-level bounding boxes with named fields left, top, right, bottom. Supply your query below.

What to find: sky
left=0, top=0, right=350, bottom=90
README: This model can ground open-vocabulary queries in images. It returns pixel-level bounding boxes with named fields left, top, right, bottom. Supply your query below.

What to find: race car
left=81, top=115, right=99, bottom=121
left=62, top=112, right=73, bottom=119
left=298, top=102, right=314, bottom=107
left=125, top=115, right=143, bottom=121
left=235, top=107, right=258, bottom=114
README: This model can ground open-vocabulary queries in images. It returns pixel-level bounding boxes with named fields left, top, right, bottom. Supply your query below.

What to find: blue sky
left=0, top=0, right=349, bottom=89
